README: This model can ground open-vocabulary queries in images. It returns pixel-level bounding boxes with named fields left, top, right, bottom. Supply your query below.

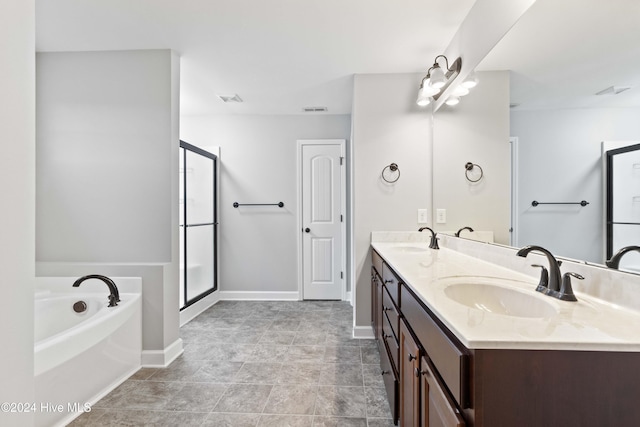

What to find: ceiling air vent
left=217, top=94, right=243, bottom=103
left=596, top=86, right=631, bottom=96
left=303, top=106, right=328, bottom=112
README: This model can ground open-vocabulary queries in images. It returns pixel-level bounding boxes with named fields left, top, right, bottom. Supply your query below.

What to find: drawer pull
left=408, top=353, right=417, bottom=362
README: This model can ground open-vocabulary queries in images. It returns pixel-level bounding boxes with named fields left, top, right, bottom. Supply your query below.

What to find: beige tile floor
left=70, top=300, right=394, bottom=426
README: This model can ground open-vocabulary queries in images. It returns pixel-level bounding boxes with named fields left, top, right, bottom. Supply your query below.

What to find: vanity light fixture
left=416, top=55, right=477, bottom=107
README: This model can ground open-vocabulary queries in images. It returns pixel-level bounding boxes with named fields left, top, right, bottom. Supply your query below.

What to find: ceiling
left=478, top=0, right=640, bottom=110
left=35, top=0, right=476, bottom=116
left=36, top=0, right=640, bottom=115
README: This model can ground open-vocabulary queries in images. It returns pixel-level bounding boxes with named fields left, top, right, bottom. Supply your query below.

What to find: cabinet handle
left=383, top=334, right=393, bottom=339
left=381, top=370, right=389, bottom=376
left=408, top=353, right=417, bottom=362
left=384, top=279, right=394, bottom=284
left=414, top=367, right=421, bottom=377
left=383, top=306, right=391, bottom=312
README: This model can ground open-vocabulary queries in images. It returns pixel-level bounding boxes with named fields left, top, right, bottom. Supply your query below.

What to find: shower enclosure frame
left=179, top=140, right=218, bottom=310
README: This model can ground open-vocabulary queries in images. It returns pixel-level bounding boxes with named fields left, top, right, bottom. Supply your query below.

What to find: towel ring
left=465, top=162, right=483, bottom=183
left=382, top=163, right=400, bottom=183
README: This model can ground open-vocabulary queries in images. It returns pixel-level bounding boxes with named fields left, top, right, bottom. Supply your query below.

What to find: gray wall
left=37, top=50, right=175, bottom=263
left=0, top=0, right=35, bottom=424
left=433, top=71, right=511, bottom=244
left=36, top=50, right=182, bottom=362
left=180, top=114, right=351, bottom=295
left=351, top=73, right=433, bottom=330
left=512, top=107, right=640, bottom=263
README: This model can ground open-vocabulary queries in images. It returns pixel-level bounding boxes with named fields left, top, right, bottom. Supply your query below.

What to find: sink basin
left=444, top=282, right=558, bottom=318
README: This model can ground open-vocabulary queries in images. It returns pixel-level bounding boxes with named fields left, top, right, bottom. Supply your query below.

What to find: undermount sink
left=444, top=281, right=558, bottom=318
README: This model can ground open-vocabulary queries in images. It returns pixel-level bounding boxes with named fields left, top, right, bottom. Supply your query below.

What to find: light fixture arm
left=431, top=56, right=462, bottom=100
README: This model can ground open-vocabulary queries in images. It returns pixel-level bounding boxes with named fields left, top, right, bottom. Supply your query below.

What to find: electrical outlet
left=436, top=209, right=447, bottom=224
left=417, top=209, right=428, bottom=224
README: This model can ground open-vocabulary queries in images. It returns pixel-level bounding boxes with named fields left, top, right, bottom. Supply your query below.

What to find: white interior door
left=300, top=140, right=345, bottom=300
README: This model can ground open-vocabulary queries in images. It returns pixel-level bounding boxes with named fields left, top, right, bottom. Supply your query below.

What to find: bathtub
left=34, top=277, right=142, bottom=427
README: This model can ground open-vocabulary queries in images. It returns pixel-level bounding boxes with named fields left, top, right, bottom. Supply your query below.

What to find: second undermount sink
left=444, top=280, right=558, bottom=318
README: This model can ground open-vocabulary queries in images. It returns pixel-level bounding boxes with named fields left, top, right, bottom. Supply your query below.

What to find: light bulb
left=451, top=85, right=470, bottom=97
left=416, top=94, right=431, bottom=107
left=445, top=96, right=460, bottom=106
left=429, top=66, right=446, bottom=89
left=420, top=79, right=440, bottom=97
left=461, top=72, right=478, bottom=89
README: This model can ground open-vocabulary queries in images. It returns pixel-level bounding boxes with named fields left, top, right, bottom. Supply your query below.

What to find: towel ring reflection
left=382, top=163, right=400, bottom=183
left=465, top=162, right=483, bottom=183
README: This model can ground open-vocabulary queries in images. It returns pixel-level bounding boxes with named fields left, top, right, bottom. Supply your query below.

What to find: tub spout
left=73, top=274, right=120, bottom=307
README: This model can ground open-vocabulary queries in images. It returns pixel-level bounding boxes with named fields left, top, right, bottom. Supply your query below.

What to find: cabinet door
left=371, top=267, right=378, bottom=334
left=400, top=320, right=421, bottom=427
left=375, top=272, right=384, bottom=341
left=421, top=356, right=465, bottom=427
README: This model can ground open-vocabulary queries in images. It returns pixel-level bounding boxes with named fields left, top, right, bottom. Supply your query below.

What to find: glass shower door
left=179, top=141, right=217, bottom=309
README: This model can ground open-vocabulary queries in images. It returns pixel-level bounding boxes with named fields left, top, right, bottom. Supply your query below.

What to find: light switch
left=436, top=209, right=446, bottom=224
left=417, top=209, right=428, bottom=224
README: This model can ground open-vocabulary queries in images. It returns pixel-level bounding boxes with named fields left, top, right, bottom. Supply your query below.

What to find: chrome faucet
left=455, top=226, right=474, bottom=237
left=606, top=245, right=640, bottom=269
left=516, top=245, right=580, bottom=302
left=418, top=227, right=439, bottom=250
left=72, top=274, right=120, bottom=307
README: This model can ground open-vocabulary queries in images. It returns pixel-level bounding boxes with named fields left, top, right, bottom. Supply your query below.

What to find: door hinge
left=341, top=271, right=344, bottom=279
left=340, top=156, right=344, bottom=165
left=340, top=214, right=343, bottom=222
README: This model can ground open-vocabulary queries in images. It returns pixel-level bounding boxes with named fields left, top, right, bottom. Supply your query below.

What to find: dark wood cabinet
left=400, top=319, right=421, bottom=427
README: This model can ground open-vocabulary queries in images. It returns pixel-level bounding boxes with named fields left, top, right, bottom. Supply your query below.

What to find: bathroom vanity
left=371, top=233, right=640, bottom=427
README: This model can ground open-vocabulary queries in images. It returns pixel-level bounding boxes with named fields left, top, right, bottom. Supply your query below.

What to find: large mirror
left=436, top=0, right=640, bottom=273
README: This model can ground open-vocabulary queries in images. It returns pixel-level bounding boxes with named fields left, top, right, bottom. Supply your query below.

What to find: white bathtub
left=34, top=277, right=142, bottom=427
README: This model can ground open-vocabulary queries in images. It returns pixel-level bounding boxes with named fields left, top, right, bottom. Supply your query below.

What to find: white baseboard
left=345, top=291, right=352, bottom=305
left=352, top=325, right=375, bottom=339
left=141, top=338, right=184, bottom=368
left=217, top=290, right=300, bottom=301
left=180, top=291, right=220, bottom=326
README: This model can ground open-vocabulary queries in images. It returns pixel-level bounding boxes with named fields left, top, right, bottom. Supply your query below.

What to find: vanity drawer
left=382, top=314, right=400, bottom=373
left=382, top=286, right=400, bottom=337
left=382, top=263, right=401, bottom=304
left=401, top=284, right=469, bottom=409
left=372, top=249, right=384, bottom=278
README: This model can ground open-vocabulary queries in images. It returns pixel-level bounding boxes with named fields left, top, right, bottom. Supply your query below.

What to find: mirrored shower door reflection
left=179, top=140, right=217, bottom=310
left=606, top=143, right=640, bottom=272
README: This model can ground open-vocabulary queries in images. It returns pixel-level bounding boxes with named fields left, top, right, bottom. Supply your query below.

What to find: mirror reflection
left=442, top=0, right=640, bottom=273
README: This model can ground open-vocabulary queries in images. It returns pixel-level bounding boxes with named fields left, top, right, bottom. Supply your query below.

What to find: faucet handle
left=558, top=272, right=583, bottom=302
left=530, top=264, right=549, bottom=293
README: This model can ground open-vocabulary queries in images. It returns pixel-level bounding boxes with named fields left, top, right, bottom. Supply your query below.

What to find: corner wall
left=351, top=73, right=433, bottom=330
left=0, top=0, right=35, bottom=425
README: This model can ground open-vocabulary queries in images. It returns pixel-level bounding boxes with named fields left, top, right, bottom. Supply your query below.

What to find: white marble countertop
left=371, top=240, right=640, bottom=352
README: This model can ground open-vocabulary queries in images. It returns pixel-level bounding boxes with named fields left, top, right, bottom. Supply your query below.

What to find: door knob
left=304, top=228, right=311, bottom=233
